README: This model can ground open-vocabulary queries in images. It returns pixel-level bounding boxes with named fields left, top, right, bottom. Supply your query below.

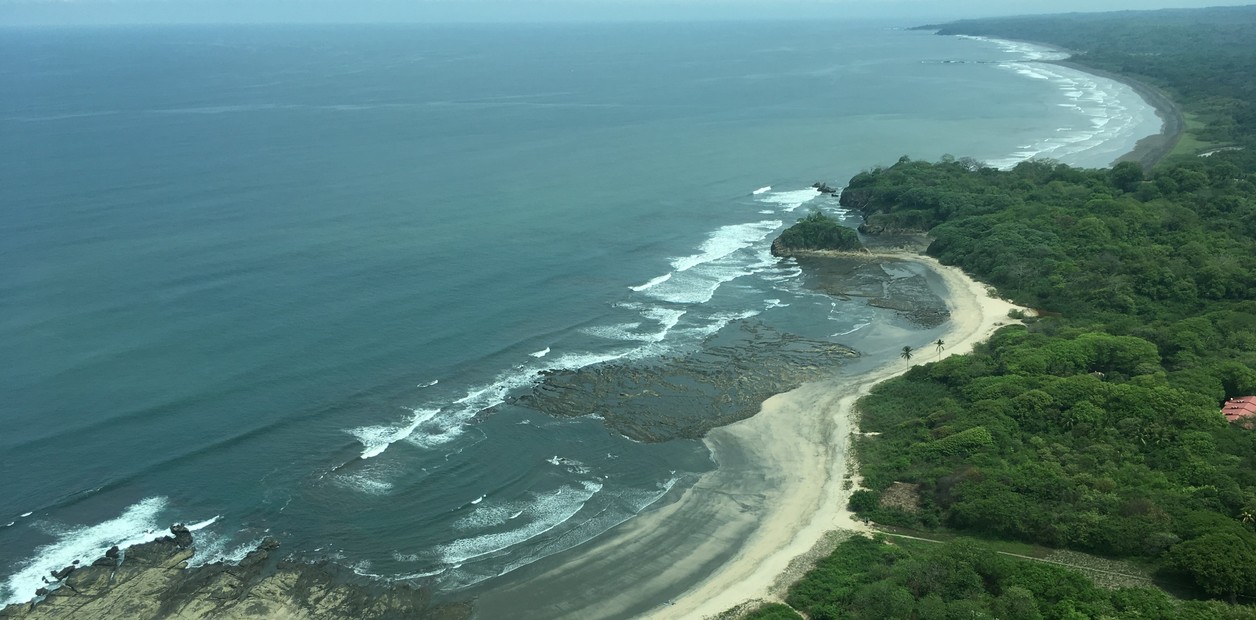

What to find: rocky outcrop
left=1, top=526, right=471, bottom=620
left=812, top=181, right=839, bottom=195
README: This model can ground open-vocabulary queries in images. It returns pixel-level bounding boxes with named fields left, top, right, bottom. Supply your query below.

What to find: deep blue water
left=0, top=22, right=1160, bottom=602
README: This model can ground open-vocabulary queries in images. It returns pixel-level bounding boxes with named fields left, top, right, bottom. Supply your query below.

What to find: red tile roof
left=1222, top=396, right=1256, bottom=424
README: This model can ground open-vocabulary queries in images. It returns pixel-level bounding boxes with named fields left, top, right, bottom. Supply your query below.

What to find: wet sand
left=470, top=254, right=1025, bottom=619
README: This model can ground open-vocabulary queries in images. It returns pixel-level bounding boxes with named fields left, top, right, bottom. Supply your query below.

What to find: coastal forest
left=748, top=5, right=1256, bottom=619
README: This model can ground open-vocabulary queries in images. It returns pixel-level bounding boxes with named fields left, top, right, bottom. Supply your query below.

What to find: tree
left=901, top=346, right=914, bottom=366
left=935, top=339, right=946, bottom=356
left=1170, top=532, right=1256, bottom=602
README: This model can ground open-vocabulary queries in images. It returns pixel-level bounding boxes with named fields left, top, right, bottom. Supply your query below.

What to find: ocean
left=0, top=21, right=1160, bottom=605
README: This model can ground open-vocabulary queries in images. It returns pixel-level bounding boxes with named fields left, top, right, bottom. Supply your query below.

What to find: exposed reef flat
left=0, top=526, right=469, bottom=620
left=789, top=251, right=951, bottom=329
left=515, top=322, right=859, bottom=442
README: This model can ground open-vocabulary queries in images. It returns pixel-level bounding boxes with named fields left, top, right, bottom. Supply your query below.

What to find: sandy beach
left=470, top=254, right=1025, bottom=620
left=647, top=255, right=1024, bottom=619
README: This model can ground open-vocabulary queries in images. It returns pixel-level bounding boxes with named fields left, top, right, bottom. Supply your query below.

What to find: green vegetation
left=769, top=6, right=1256, bottom=616
left=842, top=150, right=1256, bottom=604
left=773, top=210, right=864, bottom=253
left=751, top=535, right=1256, bottom=620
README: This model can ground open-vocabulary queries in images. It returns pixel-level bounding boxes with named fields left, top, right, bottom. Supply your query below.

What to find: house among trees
left=1221, top=396, right=1256, bottom=428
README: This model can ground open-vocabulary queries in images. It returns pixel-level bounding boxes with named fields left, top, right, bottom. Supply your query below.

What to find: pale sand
left=470, top=254, right=1025, bottom=620
left=647, top=254, right=1026, bottom=620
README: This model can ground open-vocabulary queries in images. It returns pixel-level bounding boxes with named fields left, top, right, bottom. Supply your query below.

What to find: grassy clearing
left=1168, top=112, right=1225, bottom=157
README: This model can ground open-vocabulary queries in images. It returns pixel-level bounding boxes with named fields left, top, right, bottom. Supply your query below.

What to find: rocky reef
left=1, top=526, right=470, bottom=620
left=514, top=322, right=859, bottom=442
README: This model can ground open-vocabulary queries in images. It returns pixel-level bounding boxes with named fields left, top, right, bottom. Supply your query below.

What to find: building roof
left=1222, top=397, right=1256, bottom=423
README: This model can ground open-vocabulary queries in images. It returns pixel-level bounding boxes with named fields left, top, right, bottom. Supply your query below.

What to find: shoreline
left=1047, top=59, right=1184, bottom=169
left=645, top=254, right=1026, bottom=619
left=467, top=253, right=1025, bottom=619
left=934, top=32, right=1183, bottom=168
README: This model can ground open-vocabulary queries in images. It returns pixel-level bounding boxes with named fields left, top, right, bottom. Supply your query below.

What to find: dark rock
left=812, top=181, right=838, bottom=194
left=170, top=523, right=193, bottom=548
left=91, top=556, right=117, bottom=567
left=105, top=545, right=120, bottom=559
left=34, top=588, right=47, bottom=597
left=238, top=537, right=280, bottom=568
left=51, top=565, right=74, bottom=580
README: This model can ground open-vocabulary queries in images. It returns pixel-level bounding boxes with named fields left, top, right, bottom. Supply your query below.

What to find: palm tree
left=900, top=346, right=913, bottom=366
left=934, top=339, right=945, bottom=356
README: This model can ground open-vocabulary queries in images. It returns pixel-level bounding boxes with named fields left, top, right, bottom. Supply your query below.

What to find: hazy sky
left=1, top=0, right=1253, bottom=25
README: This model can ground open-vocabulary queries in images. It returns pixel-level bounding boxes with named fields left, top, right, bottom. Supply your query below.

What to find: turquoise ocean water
left=0, top=22, right=1160, bottom=603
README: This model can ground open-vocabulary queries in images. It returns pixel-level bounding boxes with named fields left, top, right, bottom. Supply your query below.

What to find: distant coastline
left=1048, top=59, right=1184, bottom=169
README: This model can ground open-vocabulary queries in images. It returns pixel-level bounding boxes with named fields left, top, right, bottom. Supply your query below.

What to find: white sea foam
left=1, top=497, right=175, bottom=606
left=336, top=473, right=395, bottom=495
left=393, top=568, right=447, bottom=580
left=646, top=219, right=782, bottom=304
left=480, top=475, right=684, bottom=587
left=435, top=481, right=602, bottom=566
left=470, top=495, right=485, bottom=505
left=680, top=309, right=764, bottom=339
left=582, top=322, right=645, bottom=341
left=640, top=307, right=687, bottom=342
left=19, top=512, right=32, bottom=518
left=351, top=348, right=638, bottom=459
left=349, top=407, right=442, bottom=459
left=455, top=503, right=514, bottom=530
left=960, top=37, right=1158, bottom=170
left=186, top=536, right=263, bottom=569
left=670, top=220, right=782, bottom=272
left=756, top=188, right=821, bottom=212
left=957, top=35, right=1069, bottom=62
left=752, top=185, right=772, bottom=195
left=832, top=321, right=872, bottom=337
left=418, top=380, right=439, bottom=388
left=628, top=273, right=672, bottom=291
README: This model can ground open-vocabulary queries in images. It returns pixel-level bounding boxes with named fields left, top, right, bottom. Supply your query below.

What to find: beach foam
left=185, top=534, right=263, bottom=569
left=958, top=37, right=1158, bottom=170
left=629, top=273, right=672, bottom=291
left=0, top=497, right=186, bottom=605
left=349, top=407, right=442, bottom=459
left=670, top=220, right=783, bottom=273
left=645, top=219, right=782, bottom=304
left=436, top=481, right=602, bottom=566
left=755, top=188, right=821, bottom=212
